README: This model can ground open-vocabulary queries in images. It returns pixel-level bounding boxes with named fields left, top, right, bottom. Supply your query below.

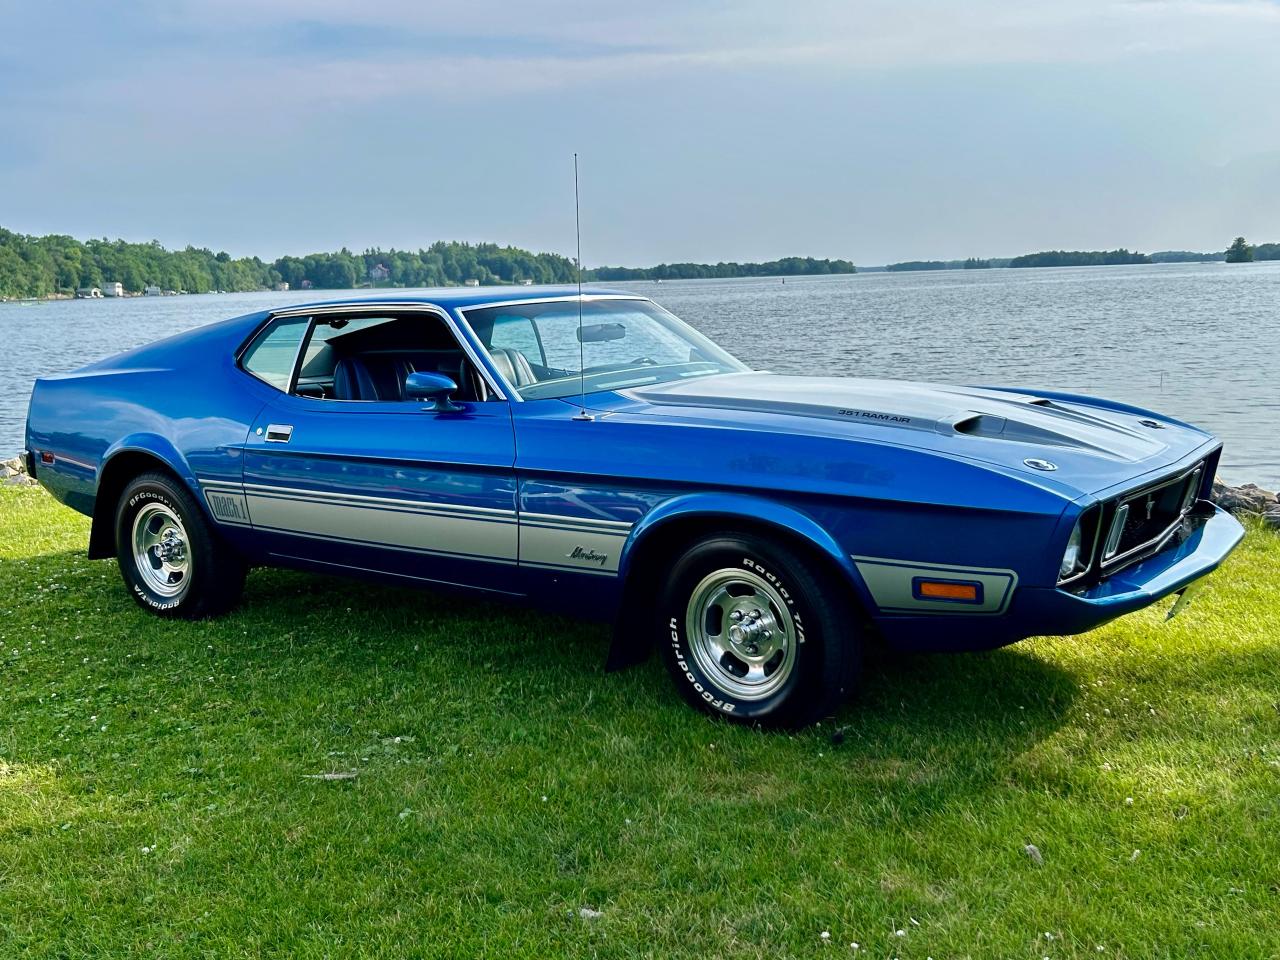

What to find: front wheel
left=658, top=532, right=861, bottom=728
left=115, top=471, right=246, bottom=618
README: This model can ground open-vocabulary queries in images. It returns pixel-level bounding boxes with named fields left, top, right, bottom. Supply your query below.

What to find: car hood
left=618, top=373, right=1215, bottom=494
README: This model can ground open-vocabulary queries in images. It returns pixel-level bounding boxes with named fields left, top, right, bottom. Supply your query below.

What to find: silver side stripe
left=520, top=511, right=632, bottom=532
left=199, top=480, right=632, bottom=574
left=236, top=480, right=518, bottom=518
left=519, top=522, right=628, bottom=574
left=243, top=487, right=518, bottom=525
left=851, top=555, right=1018, bottom=615
left=253, top=524, right=519, bottom=566
left=244, top=488, right=519, bottom=562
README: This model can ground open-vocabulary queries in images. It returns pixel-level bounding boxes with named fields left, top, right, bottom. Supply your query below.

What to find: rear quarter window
left=240, top=316, right=310, bottom=390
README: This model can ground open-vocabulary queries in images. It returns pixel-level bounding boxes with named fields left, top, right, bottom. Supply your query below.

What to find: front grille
left=1100, top=463, right=1203, bottom=571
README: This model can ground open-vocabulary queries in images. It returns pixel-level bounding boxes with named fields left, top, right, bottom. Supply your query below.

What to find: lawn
left=1, top=484, right=1277, bottom=959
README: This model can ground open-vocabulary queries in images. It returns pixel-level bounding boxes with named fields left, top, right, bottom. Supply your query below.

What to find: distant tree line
left=0, top=227, right=859, bottom=299
left=1149, top=250, right=1226, bottom=263
left=883, top=246, right=1279, bottom=271
left=1223, top=237, right=1280, bottom=263
left=1008, top=249, right=1152, bottom=268
left=4, top=224, right=1275, bottom=299
left=0, top=227, right=585, bottom=299
left=0, top=228, right=278, bottom=298
left=588, top=256, right=855, bottom=280
left=886, top=257, right=1005, bottom=272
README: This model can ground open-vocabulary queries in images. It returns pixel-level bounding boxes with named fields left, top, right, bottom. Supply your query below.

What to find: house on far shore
left=102, top=281, right=124, bottom=297
left=144, top=285, right=162, bottom=296
left=368, top=263, right=391, bottom=283
left=521, top=278, right=533, bottom=285
left=464, top=278, right=480, bottom=287
left=274, top=281, right=290, bottom=292
left=76, top=287, right=103, bottom=299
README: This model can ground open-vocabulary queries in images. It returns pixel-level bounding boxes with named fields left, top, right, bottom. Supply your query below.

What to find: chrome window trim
left=455, top=294, right=654, bottom=402
left=1098, top=461, right=1206, bottom=573
left=237, top=313, right=314, bottom=395
left=247, top=302, right=509, bottom=402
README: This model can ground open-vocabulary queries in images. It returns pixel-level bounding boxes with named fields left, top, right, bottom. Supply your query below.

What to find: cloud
left=12, top=0, right=1268, bottom=121
left=2, top=0, right=1278, bottom=263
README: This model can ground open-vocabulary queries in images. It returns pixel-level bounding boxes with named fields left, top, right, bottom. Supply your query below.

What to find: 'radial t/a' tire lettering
left=658, top=532, right=862, bottom=727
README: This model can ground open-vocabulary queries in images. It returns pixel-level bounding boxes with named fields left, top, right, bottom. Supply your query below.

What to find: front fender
left=619, top=492, right=861, bottom=585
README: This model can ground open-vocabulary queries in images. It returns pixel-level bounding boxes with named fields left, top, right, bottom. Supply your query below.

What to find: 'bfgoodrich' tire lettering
left=115, top=471, right=246, bottom=620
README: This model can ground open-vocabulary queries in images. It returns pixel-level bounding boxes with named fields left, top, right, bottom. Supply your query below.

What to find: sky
left=1, top=1, right=1278, bottom=266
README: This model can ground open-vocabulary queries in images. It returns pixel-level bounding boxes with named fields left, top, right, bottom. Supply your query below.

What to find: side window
left=489, top=315, right=543, bottom=365
left=241, top=316, right=310, bottom=390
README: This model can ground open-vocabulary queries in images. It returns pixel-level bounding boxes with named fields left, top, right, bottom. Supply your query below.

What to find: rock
left=0, top=455, right=36, bottom=486
left=1263, top=507, right=1280, bottom=532
left=1212, top=476, right=1277, bottom=516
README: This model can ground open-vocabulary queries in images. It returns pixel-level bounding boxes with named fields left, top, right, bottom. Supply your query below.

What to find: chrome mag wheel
left=131, top=502, right=191, bottom=598
left=685, top=567, right=798, bottom=701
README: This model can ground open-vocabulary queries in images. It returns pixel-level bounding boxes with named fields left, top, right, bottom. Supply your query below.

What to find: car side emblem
left=567, top=545, right=609, bottom=567
left=1023, top=458, right=1057, bottom=472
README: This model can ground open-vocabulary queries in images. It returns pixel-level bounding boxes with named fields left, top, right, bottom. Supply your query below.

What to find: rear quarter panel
left=25, top=313, right=270, bottom=524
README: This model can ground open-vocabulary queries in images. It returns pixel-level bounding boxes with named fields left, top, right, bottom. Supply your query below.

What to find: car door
left=237, top=307, right=521, bottom=596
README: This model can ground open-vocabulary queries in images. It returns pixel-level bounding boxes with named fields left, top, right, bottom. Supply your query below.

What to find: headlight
left=1059, top=519, right=1084, bottom=579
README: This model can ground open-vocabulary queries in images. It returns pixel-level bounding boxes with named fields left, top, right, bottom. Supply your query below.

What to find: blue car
left=25, top=289, right=1244, bottom=726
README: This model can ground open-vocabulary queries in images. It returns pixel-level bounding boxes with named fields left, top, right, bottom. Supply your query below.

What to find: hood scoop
left=951, top=412, right=1118, bottom=454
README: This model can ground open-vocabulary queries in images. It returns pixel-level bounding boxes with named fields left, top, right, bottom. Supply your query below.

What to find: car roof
left=275, top=285, right=642, bottom=313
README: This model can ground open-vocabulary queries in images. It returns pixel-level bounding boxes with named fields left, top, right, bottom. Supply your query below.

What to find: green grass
left=1, top=485, right=1277, bottom=959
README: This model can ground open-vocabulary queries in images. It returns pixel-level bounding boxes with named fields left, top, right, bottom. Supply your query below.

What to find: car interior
left=291, top=313, right=528, bottom=402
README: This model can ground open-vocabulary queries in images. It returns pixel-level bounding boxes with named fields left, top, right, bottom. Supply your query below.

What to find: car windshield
left=463, top=298, right=748, bottom=399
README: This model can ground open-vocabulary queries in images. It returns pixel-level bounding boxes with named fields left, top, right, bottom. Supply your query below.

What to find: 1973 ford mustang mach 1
left=25, top=289, right=1244, bottom=727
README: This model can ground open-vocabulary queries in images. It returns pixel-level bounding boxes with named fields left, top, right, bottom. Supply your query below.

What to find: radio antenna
left=571, top=152, right=593, bottom=422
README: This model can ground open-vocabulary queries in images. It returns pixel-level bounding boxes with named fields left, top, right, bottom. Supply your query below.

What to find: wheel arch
left=88, top=437, right=200, bottom=560
left=607, top=494, right=873, bottom=670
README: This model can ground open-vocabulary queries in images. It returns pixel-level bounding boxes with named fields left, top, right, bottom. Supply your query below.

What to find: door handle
left=265, top=424, right=294, bottom=443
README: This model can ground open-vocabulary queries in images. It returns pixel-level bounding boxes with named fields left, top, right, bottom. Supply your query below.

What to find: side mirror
left=405, top=371, right=462, bottom=412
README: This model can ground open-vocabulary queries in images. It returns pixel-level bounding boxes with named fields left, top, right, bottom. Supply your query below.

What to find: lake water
left=2, top=262, right=1277, bottom=486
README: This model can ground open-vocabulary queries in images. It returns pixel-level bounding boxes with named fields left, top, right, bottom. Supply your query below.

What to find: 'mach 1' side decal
left=207, top=490, right=250, bottom=524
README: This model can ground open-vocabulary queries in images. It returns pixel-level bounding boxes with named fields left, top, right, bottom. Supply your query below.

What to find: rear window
left=240, top=316, right=310, bottom=390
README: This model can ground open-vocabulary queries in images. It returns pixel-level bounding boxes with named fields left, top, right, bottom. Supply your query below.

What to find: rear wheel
left=658, top=532, right=861, bottom=728
left=114, top=471, right=245, bottom=618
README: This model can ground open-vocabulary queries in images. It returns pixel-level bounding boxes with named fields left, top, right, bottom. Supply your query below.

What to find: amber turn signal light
left=917, top=580, right=979, bottom=601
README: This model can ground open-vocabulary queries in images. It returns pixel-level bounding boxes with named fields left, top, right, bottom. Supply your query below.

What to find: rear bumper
left=876, top=502, right=1244, bottom=652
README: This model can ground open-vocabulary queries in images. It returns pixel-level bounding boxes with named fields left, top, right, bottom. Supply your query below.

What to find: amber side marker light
left=912, top=578, right=983, bottom=603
